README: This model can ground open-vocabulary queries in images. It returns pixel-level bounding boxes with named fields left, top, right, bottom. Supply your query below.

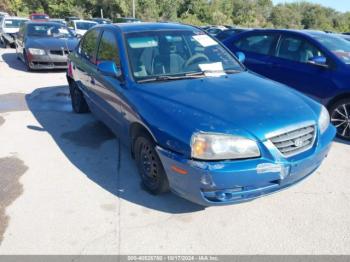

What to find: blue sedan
left=223, top=29, right=350, bottom=140
left=66, top=23, right=335, bottom=206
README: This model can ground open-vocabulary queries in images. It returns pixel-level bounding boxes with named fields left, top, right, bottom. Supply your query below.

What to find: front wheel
left=134, top=136, right=169, bottom=195
left=330, top=98, right=350, bottom=140
left=23, top=51, right=32, bottom=72
left=68, top=79, right=90, bottom=113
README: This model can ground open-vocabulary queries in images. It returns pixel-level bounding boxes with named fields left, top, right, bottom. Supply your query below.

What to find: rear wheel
left=68, top=79, right=90, bottom=113
left=330, top=98, right=350, bottom=140
left=134, top=135, right=169, bottom=195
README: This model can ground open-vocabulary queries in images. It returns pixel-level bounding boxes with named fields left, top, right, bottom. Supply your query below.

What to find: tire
left=329, top=98, right=350, bottom=141
left=68, top=79, right=90, bottom=113
left=3, top=39, right=9, bottom=49
left=23, top=51, right=32, bottom=72
left=134, top=135, right=170, bottom=195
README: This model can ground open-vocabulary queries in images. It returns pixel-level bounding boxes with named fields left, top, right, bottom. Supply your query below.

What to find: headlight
left=28, top=48, right=46, bottom=55
left=318, top=105, right=330, bottom=134
left=191, top=133, right=260, bottom=160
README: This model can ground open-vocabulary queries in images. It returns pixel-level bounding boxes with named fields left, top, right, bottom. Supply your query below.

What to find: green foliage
left=1, top=0, right=350, bottom=32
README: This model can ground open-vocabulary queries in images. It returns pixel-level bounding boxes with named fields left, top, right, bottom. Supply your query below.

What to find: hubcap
left=331, top=103, right=350, bottom=139
left=140, top=142, right=159, bottom=189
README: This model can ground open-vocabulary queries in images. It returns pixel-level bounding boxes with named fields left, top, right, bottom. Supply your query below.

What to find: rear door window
left=79, top=29, right=100, bottom=63
left=235, top=34, right=276, bottom=55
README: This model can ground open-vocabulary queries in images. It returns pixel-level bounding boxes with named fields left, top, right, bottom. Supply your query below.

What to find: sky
left=272, top=0, right=350, bottom=12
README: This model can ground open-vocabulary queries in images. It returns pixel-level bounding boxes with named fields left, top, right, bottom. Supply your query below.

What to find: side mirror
left=308, top=56, right=328, bottom=67
left=97, top=61, right=122, bottom=78
left=235, top=51, right=246, bottom=63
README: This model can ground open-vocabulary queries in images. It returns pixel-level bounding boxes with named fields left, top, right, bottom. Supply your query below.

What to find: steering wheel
left=184, top=53, right=210, bottom=68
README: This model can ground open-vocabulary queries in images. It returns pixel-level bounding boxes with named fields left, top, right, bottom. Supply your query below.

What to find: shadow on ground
left=334, top=138, right=350, bottom=145
left=24, top=85, right=203, bottom=214
left=1, top=52, right=66, bottom=74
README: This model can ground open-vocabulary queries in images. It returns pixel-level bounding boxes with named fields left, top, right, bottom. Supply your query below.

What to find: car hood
left=26, top=37, right=79, bottom=51
left=133, top=72, right=319, bottom=144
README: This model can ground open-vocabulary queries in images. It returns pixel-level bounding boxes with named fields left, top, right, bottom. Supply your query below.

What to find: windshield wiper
left=137, top=74, right=205, bottom=83
left=185, top=69, right=242, bottom=77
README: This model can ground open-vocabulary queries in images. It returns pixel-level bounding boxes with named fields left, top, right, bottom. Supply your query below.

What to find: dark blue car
left=223, top=29, right=350, bottom=140
left=66, top=23, right=335, bottom=206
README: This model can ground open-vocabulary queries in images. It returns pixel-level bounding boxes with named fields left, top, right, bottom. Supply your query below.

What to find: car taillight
left=68, top=61, right=73, bottom=78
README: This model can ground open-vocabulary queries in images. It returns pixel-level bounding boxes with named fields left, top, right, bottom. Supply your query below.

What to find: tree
left=270, top=4, right=303, bottom=29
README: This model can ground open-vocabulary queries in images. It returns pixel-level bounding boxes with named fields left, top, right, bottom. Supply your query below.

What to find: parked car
left=205, top=26, right=227, bottom=37
left=68, top=20, right=97, bottom=36
left=29, top=13, right=49, bottom=21
left=114, top=17, right=141, bottom=23
left=224, top=29, right=350, bottom=140
left=16, top=21, right=79, bottom=70
left=0, top=11, right=9, bottom=17
left=65, top=16, right=80, bottom=22
left=90, top=18, right=111, bottom=24
left=66, top=23, right=335, bottom=206
left=0, top=16, right=28, bottom=47
left=50, top=18, right=67, bottom=26
left=215, top=28, right=249, bottom=42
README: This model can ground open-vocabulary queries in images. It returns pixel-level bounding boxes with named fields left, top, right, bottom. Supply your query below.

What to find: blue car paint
left=223, top=29, right=350, bottom=107
left=67, top=23, right=336, bottom=206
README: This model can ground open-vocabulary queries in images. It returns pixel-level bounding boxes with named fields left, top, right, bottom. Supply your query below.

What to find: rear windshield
left=313, top=34, right=350, bottom=64
left=4, top=19, right=26, bottom=28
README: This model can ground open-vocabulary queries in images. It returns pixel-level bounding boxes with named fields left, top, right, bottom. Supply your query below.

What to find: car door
left=230, top=32, right=279, bottom=79
left=90, top=29, right=124, bottom=134
left=268, top=33, right=336, bottom=102
left=74, top=28, right=101, bottom=96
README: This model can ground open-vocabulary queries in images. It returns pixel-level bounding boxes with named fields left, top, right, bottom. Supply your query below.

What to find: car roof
left=241, top=28, right=332, bottom=37
left=108, top=22, right=196, bottom=33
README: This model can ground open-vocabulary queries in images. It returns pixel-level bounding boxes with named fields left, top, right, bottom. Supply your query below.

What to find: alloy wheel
left=331, top=103, right=350, bottom=139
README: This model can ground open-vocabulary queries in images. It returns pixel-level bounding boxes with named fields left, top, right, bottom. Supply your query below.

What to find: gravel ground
left=0, top=48, right=349, bottom=255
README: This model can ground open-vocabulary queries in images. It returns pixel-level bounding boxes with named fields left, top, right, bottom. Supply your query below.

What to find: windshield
left=27, top=24, right=74, bottom=38
left=125, top=30, right=243, bottom=81
left=4, top=19, right=27, bottom=28
left=76, top=22, right=96, bottom=30
left=313, top=34, right=350, bottom=64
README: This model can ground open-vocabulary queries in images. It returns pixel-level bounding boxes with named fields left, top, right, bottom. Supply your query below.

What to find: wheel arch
left=129, top=122, right=157, bottom=158
left=326, top=93, right=350, bottom=111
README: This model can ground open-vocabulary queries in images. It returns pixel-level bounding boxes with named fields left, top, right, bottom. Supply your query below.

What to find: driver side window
left=275, top=36, right=325, bottom=64
left=79, top=29, right=100, bottom=63
left=96, top=30, right=120, bottom=66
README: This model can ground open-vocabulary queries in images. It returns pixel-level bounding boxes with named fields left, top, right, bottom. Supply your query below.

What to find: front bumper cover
left=27, top=53, right=68, bottom=70
left=156, top=125, right=336, bottom=206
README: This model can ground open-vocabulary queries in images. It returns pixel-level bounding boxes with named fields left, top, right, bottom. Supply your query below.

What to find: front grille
left=50, top=50, right=70, bottom=56
left=270, top=125, right=316, bottom=157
